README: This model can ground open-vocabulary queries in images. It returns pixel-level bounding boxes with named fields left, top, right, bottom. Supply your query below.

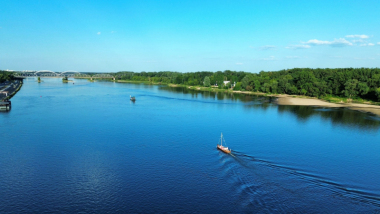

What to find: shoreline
left=117, top=81, right=380, bottom=116
left=275, top=96, right=380, bottom=116
left=1, top=80, right=23, bottom=101
left=171, top=84, right=380, bottom=116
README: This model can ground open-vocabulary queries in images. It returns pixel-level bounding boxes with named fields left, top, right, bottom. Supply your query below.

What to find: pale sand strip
left=276, top=96, right=341, bottom=107
left=167, top=84, right=380, bottom=116
left=276, top=96, right=380, bottom=116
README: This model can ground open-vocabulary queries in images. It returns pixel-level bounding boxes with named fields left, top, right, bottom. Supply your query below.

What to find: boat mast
left=221, top=132, right=223, bottom=146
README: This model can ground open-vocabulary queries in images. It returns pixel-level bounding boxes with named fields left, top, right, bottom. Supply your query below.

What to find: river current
left=1, top=78, right=380, bottom=213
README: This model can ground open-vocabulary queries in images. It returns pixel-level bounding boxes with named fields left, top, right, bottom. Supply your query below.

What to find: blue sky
left=1, top=0, right=380, bottom=73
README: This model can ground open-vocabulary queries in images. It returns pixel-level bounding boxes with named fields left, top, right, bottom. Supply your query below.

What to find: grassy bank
left=320, top=95, right=380, bottom=106
left=94, top=78, right=380, bottom=109
left=118, top=80, right=380, bottom=106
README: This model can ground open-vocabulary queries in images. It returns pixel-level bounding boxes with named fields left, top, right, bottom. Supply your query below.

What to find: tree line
left=117, top=68, right=380, bottom=101
left=240, top=68, right=380, bottom=101
left=0, top=71, right=15, bottom=83
left=116, top=70, right=246, bottom=88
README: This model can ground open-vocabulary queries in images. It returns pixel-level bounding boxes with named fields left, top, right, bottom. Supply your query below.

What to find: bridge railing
left=12, top=71, right=120, bottom=78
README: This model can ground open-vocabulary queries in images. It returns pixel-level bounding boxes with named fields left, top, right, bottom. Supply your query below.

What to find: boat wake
left=218, top=150, right=380, bottom=213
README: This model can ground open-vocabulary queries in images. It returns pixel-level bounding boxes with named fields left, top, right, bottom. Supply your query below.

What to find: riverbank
left=115, top=81, right=380, bottom=116
left=0, top=80, right=23, bottom=101
left=276, top=95, right=380, bottom=116
left=168, top=83, right=380, bottom=116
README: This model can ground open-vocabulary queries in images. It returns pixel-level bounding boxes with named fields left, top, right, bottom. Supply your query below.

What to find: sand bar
left=276, top=96, right=380, bottom=116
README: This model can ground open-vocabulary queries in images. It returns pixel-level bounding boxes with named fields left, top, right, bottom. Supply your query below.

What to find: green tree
left=262, top=83, right=271, bottom=93
left=357, top=82, right=369, bottom=95
left=343, top=79, right=359, bottom=98
left=270, top=80, right=278, bottom=93
left=301, top=89, right=307, bottom=95
left=241, top=74, right=253, bottom=90
left=203, top=76, right=210, bottom=87
left=376, top=88, right=380, bottom=101
left=253, top=80, right=261, bottom=91
left=233, top=82, right=242, bottom=90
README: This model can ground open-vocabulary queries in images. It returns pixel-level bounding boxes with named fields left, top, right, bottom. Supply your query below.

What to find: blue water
left=1, top=78, right=380, bottom=213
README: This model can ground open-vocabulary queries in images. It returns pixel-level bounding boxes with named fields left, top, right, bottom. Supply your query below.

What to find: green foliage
left=241, top=74, right=254, bottom=89
left=225, top=82, right=231, bottom=89
left=358, top=82, right=369, bottom=95
left=0, top=71, right=14, bottom=83
left=203, top=76, right=210, bottom=87
left=114, top=67, right=380, bottom=102
left=233, top=82, right=242, bottom=91
left=343, top=79, right=359, bottom=98
left=376, top=88, right=380, bottom=101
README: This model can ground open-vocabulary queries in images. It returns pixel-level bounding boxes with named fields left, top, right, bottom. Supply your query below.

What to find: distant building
left=223, top=81, right=235, bottom=87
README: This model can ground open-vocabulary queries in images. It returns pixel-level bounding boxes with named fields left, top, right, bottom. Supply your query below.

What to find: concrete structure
left=0, top=100, right=11, bottom=111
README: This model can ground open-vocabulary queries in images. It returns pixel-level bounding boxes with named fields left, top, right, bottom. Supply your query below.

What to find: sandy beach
left=163, top=84, right=380, bottom=116
left=276, top=96, right=380, bottom=116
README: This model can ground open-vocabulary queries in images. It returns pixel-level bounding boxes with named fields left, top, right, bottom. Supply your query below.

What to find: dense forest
left=117, top=68, right=380, bottom=101
left=116, top=70, right=246, bottom=87
left=0, top=71, right=15, bottom=83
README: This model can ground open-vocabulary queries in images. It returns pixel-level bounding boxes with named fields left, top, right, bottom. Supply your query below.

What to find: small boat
left=217, top=132, right=231, bottom=154
left=130, top=95, right=136, bottom=101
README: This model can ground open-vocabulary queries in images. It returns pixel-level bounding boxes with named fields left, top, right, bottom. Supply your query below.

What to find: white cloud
left=304, top=38, right=352, bottom=47
left=97, top=32, right=101, bottom=35
left=111, top=31, right=116, bottom=34
left=259, top=45, right=276, bottom=50
left=305, top=39, right=331, bottom=45
left=360, top=43, right=375, bottom=47
left=285, top=56, right=300, bottom=59
left=236, top=62, right=243, bottom=65
left=285, top=45, right=311, bottom=49
left=378, top=42, right=380, bottom=45
left=330, top=38, right=353, bottom=47
left=346, top=35, right=369, bottom=39
left=352, top=39, right=365, bottom=43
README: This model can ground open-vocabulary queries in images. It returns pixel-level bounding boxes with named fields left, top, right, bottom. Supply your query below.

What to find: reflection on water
left=160, top=85, right=380, bottom=131
left=159, top=85, right=277, bottom=105
left=278, top=105, right=380, bottom=131
left=2, top=79, right=380, bottom=213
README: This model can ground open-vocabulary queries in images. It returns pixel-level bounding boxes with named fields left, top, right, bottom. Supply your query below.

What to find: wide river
left=1, top=78, right=380, bottom=213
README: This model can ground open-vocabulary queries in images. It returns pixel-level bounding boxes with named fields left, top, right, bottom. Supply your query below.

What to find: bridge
left=12, top=70, right=118, bottom=80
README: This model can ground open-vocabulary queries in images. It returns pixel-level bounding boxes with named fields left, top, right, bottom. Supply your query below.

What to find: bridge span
left=12, top=71, right=118, bottom=80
